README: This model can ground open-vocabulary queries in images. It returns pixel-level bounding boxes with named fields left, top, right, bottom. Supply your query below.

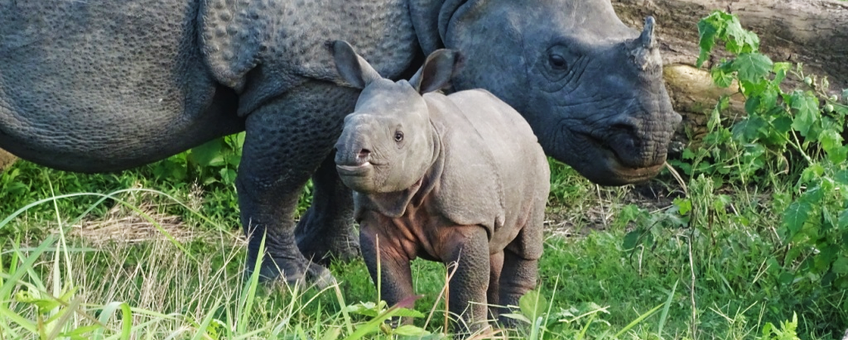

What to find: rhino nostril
left=610, top=123, right=634, bottom=133
left=357, top=148, right=371, bottom=161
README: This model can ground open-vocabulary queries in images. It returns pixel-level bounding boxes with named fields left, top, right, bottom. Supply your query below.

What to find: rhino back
left=0, top=0, right=233, bottom=171
left=201, top=0, right=419, bottom=116
left=425, top=90, right=549, bottom=243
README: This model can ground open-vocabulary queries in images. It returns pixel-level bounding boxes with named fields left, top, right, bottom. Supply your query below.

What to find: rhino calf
left=331, top=40, right=550, bottom=333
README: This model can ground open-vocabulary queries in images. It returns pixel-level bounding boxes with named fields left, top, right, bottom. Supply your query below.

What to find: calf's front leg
left=359, top=215, right=415, bottom=324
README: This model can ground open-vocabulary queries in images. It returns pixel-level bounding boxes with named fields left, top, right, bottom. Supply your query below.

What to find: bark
left=0, top=148, right=15, bottom=172
left=613, top=0, right=848, bottom=143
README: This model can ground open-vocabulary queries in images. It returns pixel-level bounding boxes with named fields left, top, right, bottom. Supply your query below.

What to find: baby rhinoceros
left=330, top=40, right=551, bottom=333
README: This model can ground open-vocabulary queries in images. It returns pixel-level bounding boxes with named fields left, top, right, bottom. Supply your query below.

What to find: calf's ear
left=409, top=49, right=465, bottom=94
left=331, top=40, right=382, bottom=89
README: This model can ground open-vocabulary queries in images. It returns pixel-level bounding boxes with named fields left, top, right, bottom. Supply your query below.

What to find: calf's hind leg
left=497, top=225, right=542, bottom=325
left=439, top=226, right=491, bottom=335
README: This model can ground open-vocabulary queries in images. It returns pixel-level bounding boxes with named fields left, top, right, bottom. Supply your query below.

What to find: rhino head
left=430, top=0, right=681, bottom=185
left=331, top=41, right=459, bottom=194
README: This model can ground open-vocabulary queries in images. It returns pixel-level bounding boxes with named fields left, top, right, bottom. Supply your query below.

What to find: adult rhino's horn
left=639, top=16, right=657, bottom=50
left=630, top=16, right=660, bottom=70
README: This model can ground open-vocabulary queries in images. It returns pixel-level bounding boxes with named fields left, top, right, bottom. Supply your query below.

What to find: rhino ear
left=409, top=49, right=465, bottom=94
left=331, top=40, right=382, bottom=89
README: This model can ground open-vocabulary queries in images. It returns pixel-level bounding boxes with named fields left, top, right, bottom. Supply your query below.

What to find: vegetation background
left=0, top=11, right=846, bottom=340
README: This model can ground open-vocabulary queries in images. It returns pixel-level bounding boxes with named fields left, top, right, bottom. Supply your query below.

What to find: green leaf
left=800, top=164, right=824, bottom=185
left=799, top=184, right=824, bottom=204
left=740, top=78, right=768, bottom=98
left=822, top=206, right=837, bottom=231
left=732, top=53, right=773, bottom=84
left=344, top=301, right=381, bottom=317
left=711, top=65, right=735, bottom=88
left=723, top=16, right=759, bottom=53
left=820, top=129, right=844, bottom=153
left=623, top=230, right=640, bottom=250
left=744, top=95, right=760, bottom=115
left=674, top=198, right=692, bottom=216
left=772, top=62, right=791, bottom=85
left=62, top=325, right=100, bottom=340
left=189, top=138, right=226, bottom=167
left=768, top=117, right=792, bottom=138
left=696, top=13, right=726, bottom=67
left=731, top=116, right=764, bottom=142
left=790, top=92, right=820, bottom=137
left=225, top=131, right=246, bottom=149
left=838, top=209, right=848, bottom=228
left=319, top=327, right=341, bottom=340
left=783, top=201, right=812, bottom=235
left=778, top=272, right=795, bottom=285
left=835, top=170, right=848, bottom=186
left=390, top=307, right=425, bottom=318
left=816, top=245, right=839, bottom=272
left=519, top=289, right=547, bottom=321
left=828, top=145, right=848, bottom=164
left=220, top=168, right=237, bottom=185
left=500, top=313, right=531, bottom=325
left=15, top=288, right=60, bottom=314
left=760, top=87, right=779, bottom=110
left=834, top=256, right=848, bottom=275
left=391, top=325, right=430, bottom=336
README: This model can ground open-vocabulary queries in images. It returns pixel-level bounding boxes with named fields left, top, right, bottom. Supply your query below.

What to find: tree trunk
left=613, top=0, right=848, bottom=145
left=0, top=148, right=15, bottom=173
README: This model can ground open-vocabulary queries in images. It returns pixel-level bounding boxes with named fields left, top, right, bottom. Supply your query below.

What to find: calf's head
left=440, top=0, right=681, bottom=185
left=331, top=41, right=461, bottom=194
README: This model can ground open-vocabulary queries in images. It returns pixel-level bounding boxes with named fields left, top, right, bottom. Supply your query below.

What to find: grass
left=0, top=156, right=846, bottom=339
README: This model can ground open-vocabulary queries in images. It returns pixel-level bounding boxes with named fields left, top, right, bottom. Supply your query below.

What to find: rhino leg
left=497, top=225, right=543, bottom=326
left=440, top=226, right=491, bottom=335
left=295, top=152, right=359, bottom=265
left=237, top=82, right=357, bottom=285
left=359, top=215, right=415, bottom=324
left=487, top=251, right=504, bottom=320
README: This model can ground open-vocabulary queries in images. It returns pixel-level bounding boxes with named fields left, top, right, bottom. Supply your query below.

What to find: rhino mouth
left=336, top=162, right=373, bottom=177
left=579, top=132, right=663, bottom=183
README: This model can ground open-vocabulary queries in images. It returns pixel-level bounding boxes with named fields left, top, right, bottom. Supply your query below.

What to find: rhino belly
left=0, top=0, right=236, bottom=172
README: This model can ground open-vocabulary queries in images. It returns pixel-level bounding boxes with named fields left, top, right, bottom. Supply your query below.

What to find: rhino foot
left=295, top=208, right=360, bottom=265
left=248, top=252, right=336, bottom=290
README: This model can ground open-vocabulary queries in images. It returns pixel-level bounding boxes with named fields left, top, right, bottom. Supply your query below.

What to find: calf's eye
left=394, top=131, right=404, bottom=142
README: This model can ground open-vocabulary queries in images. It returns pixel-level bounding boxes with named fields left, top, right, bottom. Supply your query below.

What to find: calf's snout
left=334, top=128, right=373, bottom=166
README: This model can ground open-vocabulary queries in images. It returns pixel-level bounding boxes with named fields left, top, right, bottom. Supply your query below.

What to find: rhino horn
left=630, top=16, right=660, bottom=70
left=639, top=16, right=656, bottom=50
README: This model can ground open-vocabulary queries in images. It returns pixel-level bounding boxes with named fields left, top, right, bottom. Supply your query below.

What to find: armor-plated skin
left=0, top=0, right=679, bottom=284
left=331, top=41, right=550, bottom=334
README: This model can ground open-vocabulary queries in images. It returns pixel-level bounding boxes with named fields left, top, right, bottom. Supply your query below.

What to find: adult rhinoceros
left=0, top=0, right=680, bottom=284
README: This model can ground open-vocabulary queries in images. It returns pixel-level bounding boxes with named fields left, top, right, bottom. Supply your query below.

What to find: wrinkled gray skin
left=332, top=40, right=550, bottom=334
left=0, top=0, right=679, bottom=284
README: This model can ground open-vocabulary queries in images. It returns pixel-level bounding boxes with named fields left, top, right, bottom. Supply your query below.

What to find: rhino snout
left=335, top=142, right=371, bottom=166
left=599, top=120, right=672, bottom=170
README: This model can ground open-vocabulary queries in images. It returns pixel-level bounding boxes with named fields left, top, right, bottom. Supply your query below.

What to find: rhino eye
left=549, top=54, right=567, bottom=70
left=394, top=131, right=404, bottom=143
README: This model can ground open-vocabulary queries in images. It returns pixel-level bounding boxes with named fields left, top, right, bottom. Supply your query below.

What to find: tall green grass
left=0, top=168, right=827, bottom=339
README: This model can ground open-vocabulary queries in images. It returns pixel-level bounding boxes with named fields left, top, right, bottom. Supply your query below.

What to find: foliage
left=694, top=10, right=848, bottom=290
left=153, top=132, right=245, bottom=187
left=627, top=9, right=848, bottom=337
